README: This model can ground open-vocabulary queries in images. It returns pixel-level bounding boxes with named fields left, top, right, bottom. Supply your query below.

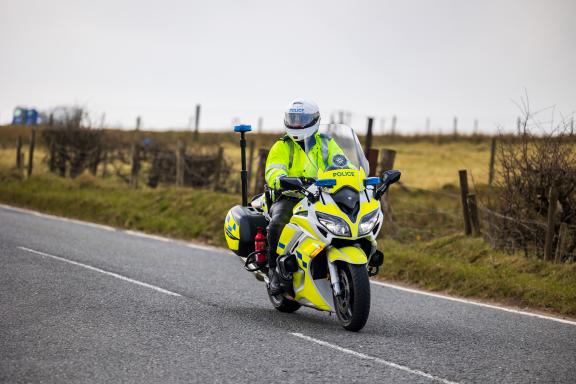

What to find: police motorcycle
left=224, top=123, right=400, bottom=331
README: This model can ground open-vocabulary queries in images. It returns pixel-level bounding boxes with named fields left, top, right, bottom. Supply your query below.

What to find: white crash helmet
left=284, top=99, right=320, bottom=141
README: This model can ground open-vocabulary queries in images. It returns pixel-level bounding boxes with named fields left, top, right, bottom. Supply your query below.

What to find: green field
left=1, top=125, right=574, bottom=318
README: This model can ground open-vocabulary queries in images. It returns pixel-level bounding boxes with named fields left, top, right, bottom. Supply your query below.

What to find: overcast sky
left=1, top=0, right=574, bottom=133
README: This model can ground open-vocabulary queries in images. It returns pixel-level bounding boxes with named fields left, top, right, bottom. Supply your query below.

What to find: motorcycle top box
left=224, top=205, right=268, bottom=257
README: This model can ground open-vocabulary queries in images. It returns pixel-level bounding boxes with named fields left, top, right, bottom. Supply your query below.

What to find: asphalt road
left=1, top=205, right=575, bottom=384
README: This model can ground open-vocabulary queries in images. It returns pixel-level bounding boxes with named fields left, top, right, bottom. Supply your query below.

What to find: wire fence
left=383, top=180, right=576, bottom=263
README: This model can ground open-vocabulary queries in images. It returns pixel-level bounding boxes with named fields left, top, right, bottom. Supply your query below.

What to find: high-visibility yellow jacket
left=265, top=133, right=346, bottom=190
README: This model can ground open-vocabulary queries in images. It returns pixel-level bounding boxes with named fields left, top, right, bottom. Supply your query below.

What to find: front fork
left=328, top=258, right=343, bottom=297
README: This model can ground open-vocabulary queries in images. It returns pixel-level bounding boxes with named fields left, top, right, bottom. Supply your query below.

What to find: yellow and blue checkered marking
left=296, top=251, right=307, bottom=269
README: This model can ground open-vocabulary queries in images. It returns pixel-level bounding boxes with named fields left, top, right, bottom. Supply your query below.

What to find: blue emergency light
left=234, top=124, right=252, bottom=133
left=315, top=179, right=337, bottom=187
left=364, top=177, right=381, bottom=186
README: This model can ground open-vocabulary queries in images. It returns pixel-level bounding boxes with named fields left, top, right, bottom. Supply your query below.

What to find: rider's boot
left=268, top=267, right=283, bottom=295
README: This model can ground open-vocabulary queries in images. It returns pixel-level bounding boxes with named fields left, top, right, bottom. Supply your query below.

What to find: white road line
left=3, top=203, right=575, bottom=325
left=0, top=203, right=116, bottom=231
left=18, top=246, right=182, bottom=297
left=370, top=280, right=576, bottom=326
left=290, top=332, right=459, bottom=384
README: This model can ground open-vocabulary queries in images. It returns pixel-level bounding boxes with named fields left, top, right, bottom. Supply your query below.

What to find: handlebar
left=278, top=176, right=315, bottom=192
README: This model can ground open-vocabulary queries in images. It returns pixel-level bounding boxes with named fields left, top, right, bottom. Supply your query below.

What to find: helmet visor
left=285, top=111, right=320, bottom=129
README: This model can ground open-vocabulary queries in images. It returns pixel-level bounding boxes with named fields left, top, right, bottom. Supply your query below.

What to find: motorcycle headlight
left=316, top=212, right=351, bottom=237
left=359, top=209, right=380, bottom=236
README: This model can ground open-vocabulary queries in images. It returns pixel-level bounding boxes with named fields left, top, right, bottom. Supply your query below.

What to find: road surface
left=1, top=205, right=575, bottom=383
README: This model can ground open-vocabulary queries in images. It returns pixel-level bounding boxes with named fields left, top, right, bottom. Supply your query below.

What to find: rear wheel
left=334, top=263, right=371, bottom=331
left=268, top=289, right=301, bottom=313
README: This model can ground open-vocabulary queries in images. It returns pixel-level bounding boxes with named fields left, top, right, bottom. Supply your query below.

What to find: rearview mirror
left=382, top=170, right=401, bottom=185
left=279, top=177, right=303, bottom=190
left=374, top=170, right=402, bottom=200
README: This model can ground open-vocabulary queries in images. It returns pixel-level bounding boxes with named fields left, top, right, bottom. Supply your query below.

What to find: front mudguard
left=327, top=246, right=368, bottom=265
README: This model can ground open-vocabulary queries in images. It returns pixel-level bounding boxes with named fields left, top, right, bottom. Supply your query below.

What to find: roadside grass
left=1, top=169, right=574, bottom=317
left=0, top=170, right=238, bottom=246
left=381, top=236, right=576, bottom=316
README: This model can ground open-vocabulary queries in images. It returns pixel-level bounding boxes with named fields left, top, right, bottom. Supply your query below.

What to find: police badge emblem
left=332, top=154, right=347, bottom=167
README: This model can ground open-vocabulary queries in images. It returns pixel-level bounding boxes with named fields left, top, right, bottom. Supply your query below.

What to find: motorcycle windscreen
left=303, top=123, right=370, bottom=176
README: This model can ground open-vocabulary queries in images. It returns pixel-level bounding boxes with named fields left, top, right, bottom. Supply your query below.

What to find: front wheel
left=334, top=263, right=371, bottom=331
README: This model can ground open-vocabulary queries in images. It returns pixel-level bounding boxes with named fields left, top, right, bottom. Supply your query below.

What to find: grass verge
left=1, top=169, right=574, bottom=317
left=380, top=236, right=576, bottom=316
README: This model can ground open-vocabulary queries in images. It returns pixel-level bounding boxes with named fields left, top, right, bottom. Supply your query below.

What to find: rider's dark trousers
left=267, top=197, right=299, bottom=268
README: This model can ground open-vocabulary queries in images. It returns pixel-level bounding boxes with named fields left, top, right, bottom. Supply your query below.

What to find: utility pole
left=194, top=104, right=201, bottom=134
left=453, top=117, right=458, bottom=136
left=391, top=115, right=397, bottom=136
left=136, top=116, right=141, bottom=131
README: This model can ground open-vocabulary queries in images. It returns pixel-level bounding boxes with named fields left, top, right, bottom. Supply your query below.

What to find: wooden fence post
left=253, top=148, right=269, bottom=194
left=488, top=137, right=496, bottom=186
left=130, top=144, right=140, bottom=188
left=377, top=149, right=398, bottom=237
left=544, top=184, right=559, bottom=261
left=27, top=130, right=36, bottom=177
left=90, top=146, right=101, bottom=176
left=364, top=117, right=374, bottom=155
left=101, top=151, right=108, bottom=178
left=176, top=139, right=186, bottom=187
left=467, top=193, right=481, bottom=236
left=212, top=147, right=224, bottom=191
left=555, top=222, right=569, bottom=263
left=459, top=170, right=472, bottom=235
left=49, top=141, right=56, bottom=173
left=379, top=149, right=396, bottom=174
left=16, top=136, right=22, bottom=169
left=367, top=149, right=379, bottom=177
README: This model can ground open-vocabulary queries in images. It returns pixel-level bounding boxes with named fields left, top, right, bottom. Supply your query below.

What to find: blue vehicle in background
left=12, top=107, right=40, bottom=125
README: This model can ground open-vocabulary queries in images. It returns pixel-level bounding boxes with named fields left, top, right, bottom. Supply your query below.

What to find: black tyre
left=334, top=263, right=371, bottom=332
left=267, top=290, right=301, bottom=313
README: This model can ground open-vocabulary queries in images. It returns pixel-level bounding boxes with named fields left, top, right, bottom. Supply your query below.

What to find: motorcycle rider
left=265, top=99, right=348, bottom=294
